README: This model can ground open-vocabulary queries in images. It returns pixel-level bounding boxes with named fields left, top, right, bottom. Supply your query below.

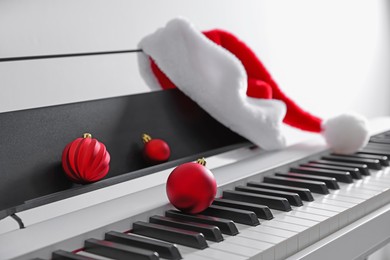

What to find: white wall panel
left=0, top=53, right=147, bottom=112
left=0, top=0, right=267, bottom=58
left=0, top=0, right=389, bottom=118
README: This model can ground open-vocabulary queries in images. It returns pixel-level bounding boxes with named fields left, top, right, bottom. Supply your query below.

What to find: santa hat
left=138, top=18, right=369, bottom=154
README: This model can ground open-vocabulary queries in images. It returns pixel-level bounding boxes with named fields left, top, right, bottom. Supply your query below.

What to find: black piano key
left=234, top=185, right=303, bottom=206
left=370, top=137, right=390, bottom=144
left=105, top=231, right=182, bottom=260
left=358, top=148, right=390, bottom=158
left=149, top=215, right=223, bottom=242
left=263, top=176, right=329, bottom=195
left=222, top=190, right=292, bottom=212
left=132, top=221, right=208, bottom=249
left=300, top=163, right=362, bottom=179
left=246, top=182, right=314, bottom=201
left=310, top=159, right=370, bottom=176
left=165, top=210, right=239, bottom=236
left=212, top=198, right=274, bottom=220
left=275, top=172, right=340, bottom=190
left=358, top=153, right=389, bottom=166
left=84, top=238, right=159, bottom=260
left=290, top=166, right=353, bottom=183
left=52, top=250, right=97, bottom=260
left=200, top=204, right=260, bottom=226
left=332, top=153, right=389, bottom=167
left=366, top=143, right=390, bottom=152
left=322, top=155, right=382, bottom=170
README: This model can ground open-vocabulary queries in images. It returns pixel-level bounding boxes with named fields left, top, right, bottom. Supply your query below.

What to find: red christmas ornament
left=62, top=133, right=110, bottom=184
left=142, top=133, right=170, bottom=164
left=166, top=158, right=217, bottom=214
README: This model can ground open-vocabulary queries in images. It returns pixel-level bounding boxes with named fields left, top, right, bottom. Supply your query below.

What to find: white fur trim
left=322, top=113, right=369, bottom=154
left=137, top=51, right=162, bottom=91
left=138, top=18, right=287, bottom=150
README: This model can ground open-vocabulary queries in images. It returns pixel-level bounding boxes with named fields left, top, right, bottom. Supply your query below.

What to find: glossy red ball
left=166, top=162, right=217, bottom=214
left=62, top=134, right=110, bottom=184
left=144, top=139, right=171, bottom=163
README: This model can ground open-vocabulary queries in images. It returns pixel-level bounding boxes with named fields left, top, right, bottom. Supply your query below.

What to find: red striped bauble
left=62, top=133, right=110, bottom=184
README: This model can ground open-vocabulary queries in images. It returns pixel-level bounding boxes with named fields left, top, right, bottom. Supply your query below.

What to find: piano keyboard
left=2, top=118, right=390, bottom=260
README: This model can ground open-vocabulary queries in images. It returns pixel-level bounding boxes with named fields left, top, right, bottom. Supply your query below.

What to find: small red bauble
left=142, top=134, right=170, bottom=164
left=166, top=158, right=217, bottom=214
left=62, top=133, right=110, bottom=184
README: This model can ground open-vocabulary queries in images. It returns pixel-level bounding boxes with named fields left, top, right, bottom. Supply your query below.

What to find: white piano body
left=1, top=1, right=390, bottom=259
left=0, top=117, right=390, bottom=260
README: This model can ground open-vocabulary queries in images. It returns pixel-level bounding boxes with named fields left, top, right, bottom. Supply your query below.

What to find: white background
left=0, top=0, right=389, bottom=118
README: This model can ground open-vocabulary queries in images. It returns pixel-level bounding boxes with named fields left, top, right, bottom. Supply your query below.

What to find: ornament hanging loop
left=196, top=157, right=206, bottom=166
left=83, top=133, right=92, bottom=138
left=142, top=133, right=152, bottom=143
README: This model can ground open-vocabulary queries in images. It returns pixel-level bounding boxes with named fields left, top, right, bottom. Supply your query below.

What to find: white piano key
left=342, top=183, right=381, bottom=194
left=283, top=208, right=333, bottom=246
left=346, top=183, right=384, bottom=193
left=178, top=232, right=266, bottom=260
left=285, top=234, right=299, bottom=256
left=298, top=167, right=389, bottom=241
left=304, top=200, right=345, bottom=212
left=275, top=242, right=288, bottom=260
left=261, top=220, right=309, bottom=256
left=262, top=219, right=307, bottom=233
left=224, top=236, right=274, bottom=251
left=246, top=224, right=298, bottom=238
left=77, top=251, right=115, bottom=260
left=299, top=192, right=361, bottom=239
left=273, top=214, right=319, bottom=227
left=283, top=210, right=328, bottom=222
left=308, top=225, right=320, bottom=244
left=239, top=229, right=286, bottom=244
left=297, top=227, right=311, bottom=249
left=261, top=247, right=275, bottom=260
left=175, top=244, right=199, bottom=255
left=325, top=193, right=364, bottom=204
left=218, top=222, right=286, bottom=259
left=361, top=179, right=390, bottom=188
left=359, top=182, right=389, bottom=190
left=297, top=205, right=338, bottom=217
left=184, top=254, right=212, bottom=260
left=335, top=189, right=374, bottom=199
left=354, top=183, right=388, bottom=192
left=194, top=247, right=248, bottom=260
left=370, top=172, right=390, bottom=181
left=364, top=181, right=390, bottom=190
left=321, top=192, right=367, bottom=224
left=234, top=223, right=291, bottom=260
left=180, top=224, right=276, bottom=260
left=320, top=198, right=356, bottom=208
left=210, top=240, right=260, bottom=258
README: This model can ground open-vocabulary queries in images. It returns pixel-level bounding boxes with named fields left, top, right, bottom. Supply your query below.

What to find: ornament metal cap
left=142, top=133, right=152, bottom=143
left=196, top=157, right=206, bottom=166
left=83, top=133, right=92, bottom=138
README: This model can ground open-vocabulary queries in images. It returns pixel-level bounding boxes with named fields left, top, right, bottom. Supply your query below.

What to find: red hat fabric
left=138, top=18, right=369, bottom=153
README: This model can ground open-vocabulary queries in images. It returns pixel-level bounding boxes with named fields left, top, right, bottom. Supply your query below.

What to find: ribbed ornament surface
left=62, top=136, right=110, bottom=184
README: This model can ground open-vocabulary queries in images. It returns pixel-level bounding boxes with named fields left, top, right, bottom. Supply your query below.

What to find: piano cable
left=10, top=213, right=25, bottom=229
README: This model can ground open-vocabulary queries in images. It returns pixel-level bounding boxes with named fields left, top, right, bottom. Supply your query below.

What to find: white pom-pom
left=322, top=113, right=369, bottom=154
